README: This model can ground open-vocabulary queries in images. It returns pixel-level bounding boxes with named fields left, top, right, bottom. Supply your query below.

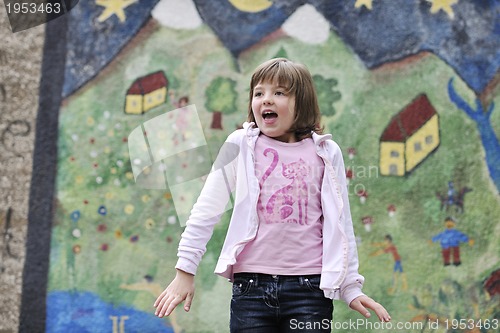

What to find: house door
left=389, top=164, right=398, bottom=175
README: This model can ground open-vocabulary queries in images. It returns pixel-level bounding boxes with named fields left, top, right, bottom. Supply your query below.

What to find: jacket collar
left=312, top=132, right=332, bottom=145
left=243, top=121, right=260, bottom=137
left=243, top=122, right=332, bottom=146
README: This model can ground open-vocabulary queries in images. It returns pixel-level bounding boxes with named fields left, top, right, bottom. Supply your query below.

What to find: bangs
left=251, top=58, right=298, bottom=94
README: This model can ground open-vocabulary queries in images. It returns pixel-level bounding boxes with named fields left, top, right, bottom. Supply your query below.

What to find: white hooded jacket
left=175, top=122, right=365, bottom=305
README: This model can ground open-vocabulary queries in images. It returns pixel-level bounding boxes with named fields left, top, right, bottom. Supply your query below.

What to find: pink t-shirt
left=233, top=134, right=325, bottom=275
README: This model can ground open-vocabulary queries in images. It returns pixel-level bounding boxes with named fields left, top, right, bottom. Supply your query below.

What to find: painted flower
left=72, top=245, right=81, bottom=254
left=97, top=205, right=107, bottom=216
left=387, top=204, right=397, bottom=217
left=347, top=147, right=356, bottom=160
left=124, top=204, right=134, bottom=215
left=145, top=218, right=155, bottom=229
left=70, top=210, right=81, bottom=222
left=361, top=216, right=374, bottom=232
left=72, top=228, right=81, bottom=238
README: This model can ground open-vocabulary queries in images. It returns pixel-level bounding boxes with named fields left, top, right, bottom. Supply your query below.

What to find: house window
left=147, top=96, right=153, bottom=103
left=390, top=151, right=399, bottom=158
left=425, top=135, right=433, bottom=144
left=414, top=142, right=422, bottom=152
left=389, top=164, right=398, bottom=175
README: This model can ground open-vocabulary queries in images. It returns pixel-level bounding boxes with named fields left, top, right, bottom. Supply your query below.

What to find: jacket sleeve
left=331, top=141, right=365, bottom=305
left=175, top=131, right=241, bottom=275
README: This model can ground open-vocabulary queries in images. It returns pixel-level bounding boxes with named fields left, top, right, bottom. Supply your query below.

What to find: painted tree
left=448, top=79, right=500, bottom=193
left=205, top=77, right=238, bottom=130
left=313, top=74, right=341, bottom=117
left=274, top=47, right=288, bottom=59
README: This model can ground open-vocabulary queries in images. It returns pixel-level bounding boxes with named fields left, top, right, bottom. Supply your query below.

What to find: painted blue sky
left=62, top=0, right=499, bottom=97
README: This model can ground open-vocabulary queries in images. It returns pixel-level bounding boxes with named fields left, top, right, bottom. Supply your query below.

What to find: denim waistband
left=233, top=272, right=321, bottom=287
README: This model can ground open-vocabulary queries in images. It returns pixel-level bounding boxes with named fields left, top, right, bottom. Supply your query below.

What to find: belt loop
left=253, top=273, right=259, bottom=287
left=298, top=276, right=304, bottom=286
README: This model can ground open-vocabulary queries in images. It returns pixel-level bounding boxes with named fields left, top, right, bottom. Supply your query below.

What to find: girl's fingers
left=350, top=296, right=392, bottom=322
left=184, top=292, right=194, bottom=312
left=156, top=295, right=174, bottom=317
left=154, top=296, right=166, bottom=316
left=349, top=299, right=371, bottom=318
left=362, top=299, right=388, bottom=322
left=156, top=294, right=187, bottom=317
left=153, top=289, right=168, bottom=307
left=375, top=306, right=391, bottom=322
left=366, top=300, right=391, bottom=322
left=165, top=296, right=183, bottom=316
left=155, top=292, right=173, bottom=316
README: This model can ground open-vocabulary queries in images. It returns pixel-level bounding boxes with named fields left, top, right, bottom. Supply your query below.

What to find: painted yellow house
left=125, top=71, right=168, bottom=114
left=379, top=94, right=440, bottom=176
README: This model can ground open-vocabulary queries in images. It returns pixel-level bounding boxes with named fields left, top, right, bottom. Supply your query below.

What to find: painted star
left=427, top=0, right=458, bottom=19
left=96, top=0, right=138, bottom=23
left=355, top=0, right=373, bottom=10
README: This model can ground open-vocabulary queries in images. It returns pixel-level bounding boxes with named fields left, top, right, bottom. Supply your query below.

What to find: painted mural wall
left=18, top=0, right=500, bottom=332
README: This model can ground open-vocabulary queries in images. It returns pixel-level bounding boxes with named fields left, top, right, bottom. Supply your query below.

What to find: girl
left=154, top=58, right=391, bottom=332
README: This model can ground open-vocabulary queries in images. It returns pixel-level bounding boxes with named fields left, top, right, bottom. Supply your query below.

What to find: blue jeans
left=230, top=273, right=334, bottom=332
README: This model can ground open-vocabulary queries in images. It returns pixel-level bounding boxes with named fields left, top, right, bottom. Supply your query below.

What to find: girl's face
left=251, top=81, right=296, bottom=143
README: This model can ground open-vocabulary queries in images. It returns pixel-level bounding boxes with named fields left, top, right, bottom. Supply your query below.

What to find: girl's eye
left=275, top=91, right=285, bottom=96
left=254, top=92, right=262, bottom=97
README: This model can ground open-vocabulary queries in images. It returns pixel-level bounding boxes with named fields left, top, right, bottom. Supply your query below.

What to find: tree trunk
left=448, top=79, right=500, bottom=193
left=476, top=116, right=500, bottom=193
left=211, top=111, right=223, bottom=130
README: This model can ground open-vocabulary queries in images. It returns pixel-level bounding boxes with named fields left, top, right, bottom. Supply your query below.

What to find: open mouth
left=262, top=111, right=278, bottom=120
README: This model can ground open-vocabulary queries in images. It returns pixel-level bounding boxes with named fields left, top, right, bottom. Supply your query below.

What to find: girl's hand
left=154, top=269, right=195, bottom=317
left=349, top=295, right=391, bottom=322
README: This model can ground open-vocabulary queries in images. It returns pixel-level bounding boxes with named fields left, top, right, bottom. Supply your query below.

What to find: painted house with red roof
left=125, top=71, right=168, bottom=114
left=379, top=94, right=440, bottom=176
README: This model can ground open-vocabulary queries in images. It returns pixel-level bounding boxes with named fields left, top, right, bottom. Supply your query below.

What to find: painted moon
left=228, top=0, right=273, bottom=13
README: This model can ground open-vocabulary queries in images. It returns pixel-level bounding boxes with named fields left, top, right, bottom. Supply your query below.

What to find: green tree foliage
left=313, top=74, right=341, bottom=117
left=205, top=77, right=238, bottom=129
left=205, top=77, right=238, bottom=115
left=274, top=47, right=288, bottom=59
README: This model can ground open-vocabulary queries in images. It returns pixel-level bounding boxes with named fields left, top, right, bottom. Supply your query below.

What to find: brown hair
left=247, top=58, right=323, bottom=140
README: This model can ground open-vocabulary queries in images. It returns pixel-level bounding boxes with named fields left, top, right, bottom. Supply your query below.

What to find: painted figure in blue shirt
left=431, top=217, right=474, bottom=266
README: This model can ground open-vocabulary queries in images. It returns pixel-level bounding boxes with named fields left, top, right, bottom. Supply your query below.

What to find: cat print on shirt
left=258, top=148, right=310, bottom=224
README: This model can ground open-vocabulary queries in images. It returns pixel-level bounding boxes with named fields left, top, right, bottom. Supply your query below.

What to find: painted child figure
left=154, top=58, right=391, bottom=332
left=370, top=234, right=408, bottom=293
